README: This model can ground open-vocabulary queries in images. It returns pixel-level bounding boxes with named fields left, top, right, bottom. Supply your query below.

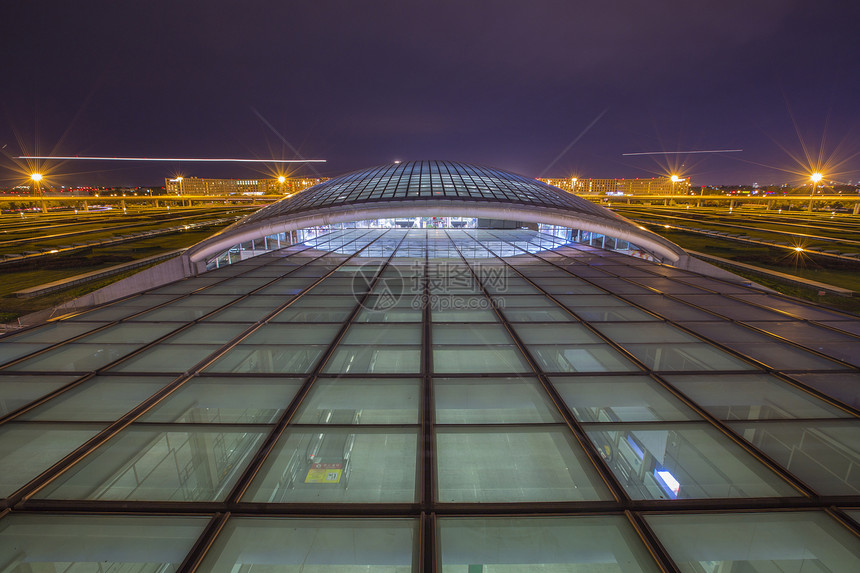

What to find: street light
left=670, top=174, right=682, bottom=196
left=809, top=172, right=823, bottom=212
left=31, top=173, right=46, bottom=213
left=278, top=175, right=286, bottom=194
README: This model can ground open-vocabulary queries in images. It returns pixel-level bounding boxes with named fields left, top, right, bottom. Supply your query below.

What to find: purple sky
left=2, top=0, right=859, bottom=187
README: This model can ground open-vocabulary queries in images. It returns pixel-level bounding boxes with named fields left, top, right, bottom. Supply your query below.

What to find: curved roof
left=240, top=160, right=627, bottom=226
left=185, top=160, right=689, bottom=266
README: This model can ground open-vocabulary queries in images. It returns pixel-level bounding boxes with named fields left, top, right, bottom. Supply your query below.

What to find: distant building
left=165, top=176, right=323, bottom=196
left=541, top=176, right=691, bottom=195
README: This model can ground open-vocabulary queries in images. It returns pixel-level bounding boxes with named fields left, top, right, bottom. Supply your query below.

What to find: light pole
left=278, top=175, right=286, bottom=195
left=809, top=172, right=823, bottom=212
left=31, top=173, right=46, bottom=213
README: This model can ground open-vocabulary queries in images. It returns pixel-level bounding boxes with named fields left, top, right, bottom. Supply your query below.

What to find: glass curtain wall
left=1, top=229, right=858, bottom=572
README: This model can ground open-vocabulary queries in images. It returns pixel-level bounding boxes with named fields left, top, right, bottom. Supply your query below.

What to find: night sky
left=2, top=0, right=859, bottom=187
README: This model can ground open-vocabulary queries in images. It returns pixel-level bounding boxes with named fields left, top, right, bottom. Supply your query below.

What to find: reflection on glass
left=529, top=345, right=639, bottom=373
left=584, top=423, right=799, bottom=500
left=665, top=374, right=849, bottom=420
left=433, top=346, right=531, bottom=374
left=141, top=377, right=304, bottom=423
left=552, top=375, right=699, bottom=422
left=0, top=422, right=105, bottom=497
left=295, top=378, right=420, bottom=424
left=10, top=343, right=141, bottom=372
left=199, top=517, right=417, bottom=572
left=436, top=426, right=611, bottom=503
left=0, top=514, right=207, bottom=573
left=39, top=425, right=267, bottom=501
left=0, top=375, right=79, bottom=417
left=18, top=376, right=173, bottom=421
left=646, top=512, right=860, bottom=572
left=729, top=420, right=860, bottom=495
left=244, top=427, right=418, bottom=503
left=439, top=516, right=659, bottom=572
left=206, top=345, right=327, bottom=373
left=434, top=377, right=561, bottom=423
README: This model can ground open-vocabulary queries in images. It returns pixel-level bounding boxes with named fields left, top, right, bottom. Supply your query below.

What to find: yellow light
left=810, top=173, right=823, bottom=183
left=571, top=177, right=578, bottom=183
left=794, top=246, right=803, bottom=252
left=176, top=176, right=183, bottom=182
left=670, top=175, right=680, bottom=183
left=278, top=175, right=286, bottom=183
left=31, top=173, right=43, bottom=182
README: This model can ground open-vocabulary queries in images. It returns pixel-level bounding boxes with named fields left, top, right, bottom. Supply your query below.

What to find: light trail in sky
left=621, top=149, right=743, bottom=156
left=19, top=156, right=326, bottom=163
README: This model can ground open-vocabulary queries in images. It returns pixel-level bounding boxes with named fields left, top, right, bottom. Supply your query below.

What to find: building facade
left=165, top=176, right=322, bottom=196
left=1, top=161, right=858, bottom=572
left=542, top=176, right=691, bottom=195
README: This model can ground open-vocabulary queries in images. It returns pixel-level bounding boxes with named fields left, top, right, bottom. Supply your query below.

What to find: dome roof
left=237, top=160, right=627, bottom=227
left=185, top=160, right=689, bottom=267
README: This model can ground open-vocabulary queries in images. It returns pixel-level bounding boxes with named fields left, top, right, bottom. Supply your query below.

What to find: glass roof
left=234, top=160, right=627, bottom=228
left=1, top=228, right=859, bottom=571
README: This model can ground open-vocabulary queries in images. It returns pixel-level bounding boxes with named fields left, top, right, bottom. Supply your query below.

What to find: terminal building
left=165, top=176, right=322, bottom=196
left=1, top=161, right=858, bottom=571
left=541, top=176, right=691, bottom=195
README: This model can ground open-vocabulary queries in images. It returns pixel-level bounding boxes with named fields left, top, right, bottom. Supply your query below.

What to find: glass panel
left=198, top=517, right=417, bottom=572
left=433, top=323, right=514, bottom=345
left=0, top=375, right=79, bottom=417
left=38, top=424, right=268, bottom=501
left=244, top=427, right=418, bottom=503
left=646, top=511, right=860, bottom=572
left=512, top=323, right=603, bottom=344
left=0, top=514, right=207, bottom=573
left=791, top=372, right=860, bottom=410
left=0, top=343, right=53, bottom=366
left=162, top=323, right=250, bottom=344
left=2, top=322, right=107, bottom=343
left=324, top=345, right=421, bottom=374
left=621, top=342, right=755, bottom=371
left=206, top=345, right=327, bottom=373
left=140, top=376, right=304, bottom=423
left=678, top=321, right=848, bottom=370
left=729, top=420, right=860, bottom=495
left=295, top=378, right=420, bottom=424
left=9, top=343, right=141, bottom=372
left=665, top=373, right=851, bottom=420
left=79, top=322, right=181, bottom=344
left=0, top=422, right=105, bottom=497
left=430, top=296, right=498, bottom=322
left=433, top=346, right=531, bottom=374
left=17, top=376, right=173, bottom=421
left=529, top=344, right=640, bottom=373
left=342, top=323, right=422, bottom=345
left=552, top=375, right=700, bottom=422
left=584, top=422, right=799, bottom=500
left=439, top=516, right=659, bottom=572
left=109, top=344, right=222, bottom=373
left=243, top=323, right=340, bottom=345
left=434, top=377, right=561, bottom=423
left=436, top=426, right=611, bottom=502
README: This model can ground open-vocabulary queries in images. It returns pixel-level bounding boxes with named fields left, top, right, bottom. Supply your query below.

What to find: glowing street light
left=278, top=175, right=286, bottom=183
left=31, top=173, right=47, bottom=213
left=808, top=172, right=823, bottom=212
